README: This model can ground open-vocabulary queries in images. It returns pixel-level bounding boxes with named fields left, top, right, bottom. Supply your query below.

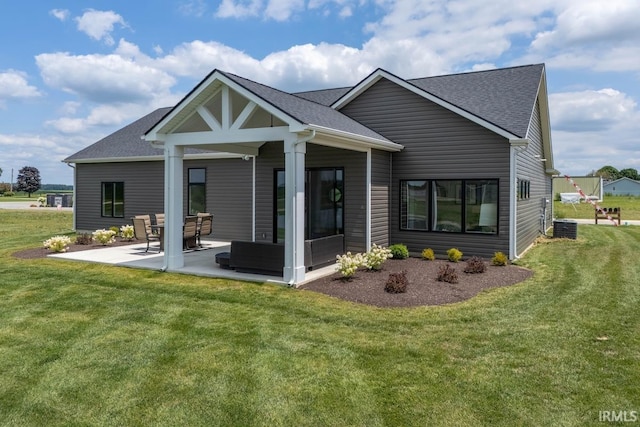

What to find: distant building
left=604, top=177, right=640, bottom=196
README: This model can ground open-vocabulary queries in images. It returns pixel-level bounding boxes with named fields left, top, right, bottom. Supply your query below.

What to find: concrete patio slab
left=48, top=239, right=336, bottom=286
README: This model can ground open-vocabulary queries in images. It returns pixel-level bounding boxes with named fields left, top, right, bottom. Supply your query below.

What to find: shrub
left=491, top=251, right=509, bottom=266
left=37, top=196, right=47, bottom=207
left=75, top=233, right=93, bottom=245
left=109, top=226, right=120, bottom=235
left=120, top=224, right=135, bottom=240
left=336, top=252, right=364, bottom=280
left=43, top=235, right=72, bottom=253
left=92, top=229, right=116, bottom=246
left=389, top=243, right=409, bottom=259
left=421, top=248, right=435, bottom=261
left=464, top=256, right=487, bottom=274
left=385, top=271, right=408, bottom=293
left=3, top=191, right=15, bottom=197
left=436, top=264, right=458, bottom=284
left=362, top=244, right=392, bottom=271
left=447, top=248, right=463, bottom=262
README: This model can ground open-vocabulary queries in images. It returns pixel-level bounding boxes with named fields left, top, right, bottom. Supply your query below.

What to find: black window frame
left=273, top=167, right=344, bottom=243
left=101, top=181, right=124, bottom=218
left=188, top=168, right=206, bottom=215
left=400, top=178, right=499, bottom=235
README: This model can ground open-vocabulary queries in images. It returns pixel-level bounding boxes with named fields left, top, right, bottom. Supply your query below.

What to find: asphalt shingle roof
left=64, top=108, right=171, bottom=162
left=66, top=64, right=544, bottom=161
left=407, top=64, right=544, bottom=138
left=221, top=72, right=390, bottom=141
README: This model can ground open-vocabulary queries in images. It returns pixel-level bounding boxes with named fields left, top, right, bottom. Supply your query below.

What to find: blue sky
left=1, top=0, right=639, bottom=185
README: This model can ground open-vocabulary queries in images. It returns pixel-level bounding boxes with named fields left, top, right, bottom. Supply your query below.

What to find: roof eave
left=309, top=124, right=403, bottom=152
left=63, top=152, right=246, bottom=164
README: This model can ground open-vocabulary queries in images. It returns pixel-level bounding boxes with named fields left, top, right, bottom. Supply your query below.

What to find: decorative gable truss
left=145, top=73, right=294, bottom=156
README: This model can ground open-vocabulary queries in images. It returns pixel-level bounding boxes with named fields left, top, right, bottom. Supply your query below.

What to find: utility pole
left=10, top=168, right=13, bottom=192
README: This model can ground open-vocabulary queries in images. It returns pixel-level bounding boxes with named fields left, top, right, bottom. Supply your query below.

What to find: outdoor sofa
left=227, top=234, right=344, bottom=276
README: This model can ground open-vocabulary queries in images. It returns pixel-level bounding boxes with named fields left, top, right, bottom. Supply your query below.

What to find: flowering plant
left=362, top=244, right=392, bottom=271
left=120, top=224, right=135, bottom=240
left=37, top=196, right=47, bottom=207
left=43, top=235, right=72, bottom=253
left=336, top=252, right=364, bottom=280
left=92, top=229, right=116, bottom=245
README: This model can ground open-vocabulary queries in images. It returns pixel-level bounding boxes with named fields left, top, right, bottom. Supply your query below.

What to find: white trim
left=196, top=105, right=221, bottom=131
left=251, top=156, right=256, bottom=241
left=163, top=126, right=290, bottom=146
left=332, top=69, right=520, bottom=141
left=509, top=138, right=529, bottom=259
left=366, top=148, right=372, bottom=250
left=308, top=124, right=403, bottom=152
left=63, top=152, right=249, bottom=164
left=231, top=101, right=257, bottom=131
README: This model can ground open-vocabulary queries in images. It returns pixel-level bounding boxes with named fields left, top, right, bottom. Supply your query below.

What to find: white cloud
left=527, top=0, right=640, bottom=72
left=550, top=89, right=638, bottom=132
left=265, top=0, right=305, bottom=21
left=50, top=9, right=70, bottom=21
left=215, top=0, right=263, bottom=19
left=0, top=70, right=42, bottom=102
left=550, top=88, right=640, bottom=175
left=75, top=9, right=128, bottom=46
left=35, top=48, right=176, bottom=104
left=178, top=0, right=207, bottom=17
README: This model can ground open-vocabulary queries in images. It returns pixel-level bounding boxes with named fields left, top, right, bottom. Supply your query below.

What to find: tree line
left=0, top=166, right=72, bottom=197
left=588, top=166, right=640, bottom=181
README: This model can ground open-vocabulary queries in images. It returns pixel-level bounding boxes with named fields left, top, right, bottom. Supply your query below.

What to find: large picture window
left=400, top=179, right=498, bottom=234
left=274, top=168, right=344, bottom=243
left=102, top=182, right=124, bottom=218
left=188, top=168, right=206, bottom=215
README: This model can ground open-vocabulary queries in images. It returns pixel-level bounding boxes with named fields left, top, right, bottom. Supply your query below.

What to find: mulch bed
left=300, top=258, right=533, bottom=308
left=13, top=243, right=533, bottom=308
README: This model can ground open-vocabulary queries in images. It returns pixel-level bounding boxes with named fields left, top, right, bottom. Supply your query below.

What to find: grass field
left=1, top=210, right=639, bottom=426
left=554, top=195, right=640, bottom=221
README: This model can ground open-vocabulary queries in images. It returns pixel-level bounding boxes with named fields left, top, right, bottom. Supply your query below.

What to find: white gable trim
left=332, top=69, right=519, bottom=141
left=145, top=70, right=305, bottom=142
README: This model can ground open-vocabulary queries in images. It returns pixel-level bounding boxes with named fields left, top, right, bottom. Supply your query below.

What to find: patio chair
left=183, top=216, right=198, bottom=250
left=133, top=214, right=153, bottom=235
left=196, top=214, right=213, bottom=247
left=132, top=217, right=161, bottom=252
left=154, top=213, right=165, bottom=228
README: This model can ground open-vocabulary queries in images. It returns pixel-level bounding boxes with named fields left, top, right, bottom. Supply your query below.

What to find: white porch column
left=164, top=144, right=184, bottom=270
left=283, top=135, right=306, bottom=285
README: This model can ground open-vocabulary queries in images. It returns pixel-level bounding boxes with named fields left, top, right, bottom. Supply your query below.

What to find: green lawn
left=1, top=211, right=639, bottom=426
left=554, top=195, right=640, bottom=220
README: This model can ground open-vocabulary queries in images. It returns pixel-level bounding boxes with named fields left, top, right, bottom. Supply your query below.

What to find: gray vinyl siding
left=340, top=78, right=511, bottom=258
left=255, top=141, right=367, bottom=253
left=517, top=98, right=551, bottom=255
left=74, top=159, right=252, bottom=240
left=371, top=149, right=391, bottom=247
left=75, top=162, right=164, bottom=231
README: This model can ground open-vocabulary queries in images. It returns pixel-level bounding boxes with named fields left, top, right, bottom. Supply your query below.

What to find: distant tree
left=596, top=166, right=620, bottom=181
left=619, top=168, right=640, bottom=181
left=16, top=166, right=41, bottom=197
left=0, top=167, right=3, bottom=178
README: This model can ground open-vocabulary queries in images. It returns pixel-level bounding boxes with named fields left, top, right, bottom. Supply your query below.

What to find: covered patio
left=143, top=70, right=402, bottom=286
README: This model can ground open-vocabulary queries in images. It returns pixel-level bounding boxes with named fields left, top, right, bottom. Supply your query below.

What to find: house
left=64, top=64, right=557, bottom=286
left=604, top=177, right=640, bottom=196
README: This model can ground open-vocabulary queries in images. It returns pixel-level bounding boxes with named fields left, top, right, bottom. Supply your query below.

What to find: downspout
left=509, top=139, right=529, bottom=260
left=66, top=162, right=76, bottom=231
